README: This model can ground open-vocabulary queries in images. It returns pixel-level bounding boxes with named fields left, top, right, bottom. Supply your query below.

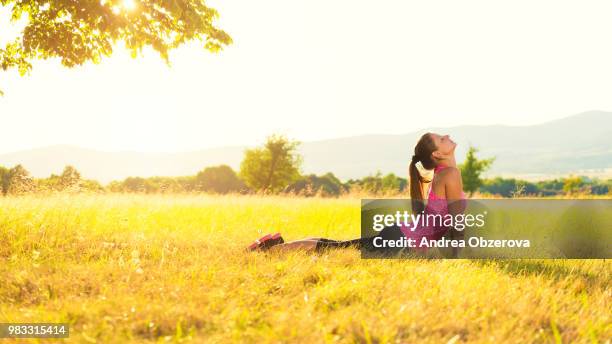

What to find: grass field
left=0, top=194, right=610, bottom=343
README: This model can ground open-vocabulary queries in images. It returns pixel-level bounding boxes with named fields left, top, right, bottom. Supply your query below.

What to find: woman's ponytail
left=409, top=133, right=437, bottom=214
left=409, top=156, right=425, bottom=214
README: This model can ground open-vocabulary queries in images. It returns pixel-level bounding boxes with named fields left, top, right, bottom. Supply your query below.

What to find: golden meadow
left=0, top=193, right=610, bottom=343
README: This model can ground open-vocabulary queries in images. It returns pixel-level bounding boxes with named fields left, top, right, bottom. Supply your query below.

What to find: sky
left=1, top=0, right=612, bottom=154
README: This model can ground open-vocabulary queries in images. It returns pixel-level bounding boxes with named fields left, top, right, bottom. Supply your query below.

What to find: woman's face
left=430, top=133, right=457, bottom=160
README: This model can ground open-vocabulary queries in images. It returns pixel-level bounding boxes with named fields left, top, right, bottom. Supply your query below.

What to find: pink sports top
left=399, top=164, right=466, bottom=246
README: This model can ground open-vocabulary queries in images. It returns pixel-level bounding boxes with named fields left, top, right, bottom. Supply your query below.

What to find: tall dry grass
left=0, top=194, right=609, bottom=343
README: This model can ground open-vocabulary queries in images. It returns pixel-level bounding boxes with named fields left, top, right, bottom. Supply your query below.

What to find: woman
left=247, top=132, right=466, bottom=254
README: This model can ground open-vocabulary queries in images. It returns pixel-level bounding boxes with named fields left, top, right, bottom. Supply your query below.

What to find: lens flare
left=123, top=0, right=136, bottom=10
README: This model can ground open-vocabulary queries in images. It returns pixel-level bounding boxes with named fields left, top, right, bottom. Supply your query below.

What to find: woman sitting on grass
left=247, top=132, right=466, bottom=255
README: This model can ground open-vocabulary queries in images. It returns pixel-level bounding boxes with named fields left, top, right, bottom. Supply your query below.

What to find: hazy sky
left=1, top=0, right=612, bottom=153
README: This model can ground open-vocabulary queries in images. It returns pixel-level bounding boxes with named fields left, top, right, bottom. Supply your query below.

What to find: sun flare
left=122, top=0, right=136, bottom=10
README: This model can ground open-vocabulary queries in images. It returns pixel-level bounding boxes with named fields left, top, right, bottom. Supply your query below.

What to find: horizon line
left=0, top=109, right=608, bottom=155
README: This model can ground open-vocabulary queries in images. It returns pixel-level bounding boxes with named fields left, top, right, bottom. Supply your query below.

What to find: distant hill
left=0, top=111, right=610, bottom=183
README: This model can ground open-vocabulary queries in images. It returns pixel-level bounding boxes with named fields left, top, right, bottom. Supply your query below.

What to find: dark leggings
left=314, top=225, right=405, bottom=252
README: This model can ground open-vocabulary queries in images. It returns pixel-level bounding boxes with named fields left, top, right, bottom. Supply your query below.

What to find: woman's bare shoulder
left=438, top=166, right=462, bottom=181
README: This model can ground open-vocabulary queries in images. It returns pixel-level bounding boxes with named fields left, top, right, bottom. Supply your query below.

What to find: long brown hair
left=409, top=133, right=437, bottom=214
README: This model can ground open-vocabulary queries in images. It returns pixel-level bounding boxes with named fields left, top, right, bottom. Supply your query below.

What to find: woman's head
left=411, top=132, right=457, bottom=169
left=429, top=133, right=457, bottom=162
left=409, top=132, right=457, bottom=212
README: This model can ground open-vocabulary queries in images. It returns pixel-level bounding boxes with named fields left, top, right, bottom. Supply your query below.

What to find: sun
left=122, top=0, right=136, bottom=10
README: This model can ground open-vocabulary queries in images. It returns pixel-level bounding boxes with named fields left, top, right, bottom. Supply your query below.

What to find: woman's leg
left=267, top=237, right=368, bottom=253
left=267, top=238, right=321, bottom=253
left=265, top=225, right=405, bottom=253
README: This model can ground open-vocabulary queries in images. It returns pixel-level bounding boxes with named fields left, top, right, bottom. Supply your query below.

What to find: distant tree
left=563, top=176, right=585, bottom=194
left=80, top=179, right=105, bottom=193
left=590, top=182, right=609, bottom=195
left=175, top=176, right=197, bottom=192
left=32, top=165, right=108, bottom=193
left=0, top=0, right=231, bottom=82
left=381, top=173, right=407, bottom=193
left=107, top=175, right=197, bottom=193
left=480, top=177, right=514, bottom=197
left=147, top=177, right=180, bottom=193
left=536, top=179, right=564, bottom=196
left=239, top=135, right=302, bottom=193
left=0, top=166, right=9, bottom=195
left=284, top=172, right=348, bottom=197
left=39, top=165, right=83, bottom=192
left=480, top=177, right=537, bottom=198
left=344, top=171, right=407, bottom=195
left=359, top=172, right=384, bottom=194
left=107, top=180, right=124, bottom=193
left=5, top=164, right=34, bottom=195
left=459, top=146, right=495, bottom=196
left=318, top=172, right=348, bottom=195
left=195, top=165, right=246, bottom=194
left=122, top=177, right=150, bottom=193
left=59, top=165, right=82, bottom=191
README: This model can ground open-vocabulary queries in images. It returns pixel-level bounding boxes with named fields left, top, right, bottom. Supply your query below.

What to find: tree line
left=1, top=135, right=610, bottom=197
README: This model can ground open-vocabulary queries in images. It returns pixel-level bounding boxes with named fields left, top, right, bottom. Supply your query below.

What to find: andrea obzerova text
left=372, top=236, right=531, bottom=248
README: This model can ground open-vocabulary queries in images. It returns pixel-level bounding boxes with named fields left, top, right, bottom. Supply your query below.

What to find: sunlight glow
left=122, top=0, right=136, bottom=10
left=1, top=0, right=612, bottom=155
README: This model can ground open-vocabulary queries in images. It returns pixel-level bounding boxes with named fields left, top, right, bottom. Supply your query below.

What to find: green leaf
left=0, top=0, right=232, bottom=76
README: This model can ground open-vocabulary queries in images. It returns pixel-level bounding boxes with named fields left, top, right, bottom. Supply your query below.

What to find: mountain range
left=0, top=111, right=610, bottom=183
